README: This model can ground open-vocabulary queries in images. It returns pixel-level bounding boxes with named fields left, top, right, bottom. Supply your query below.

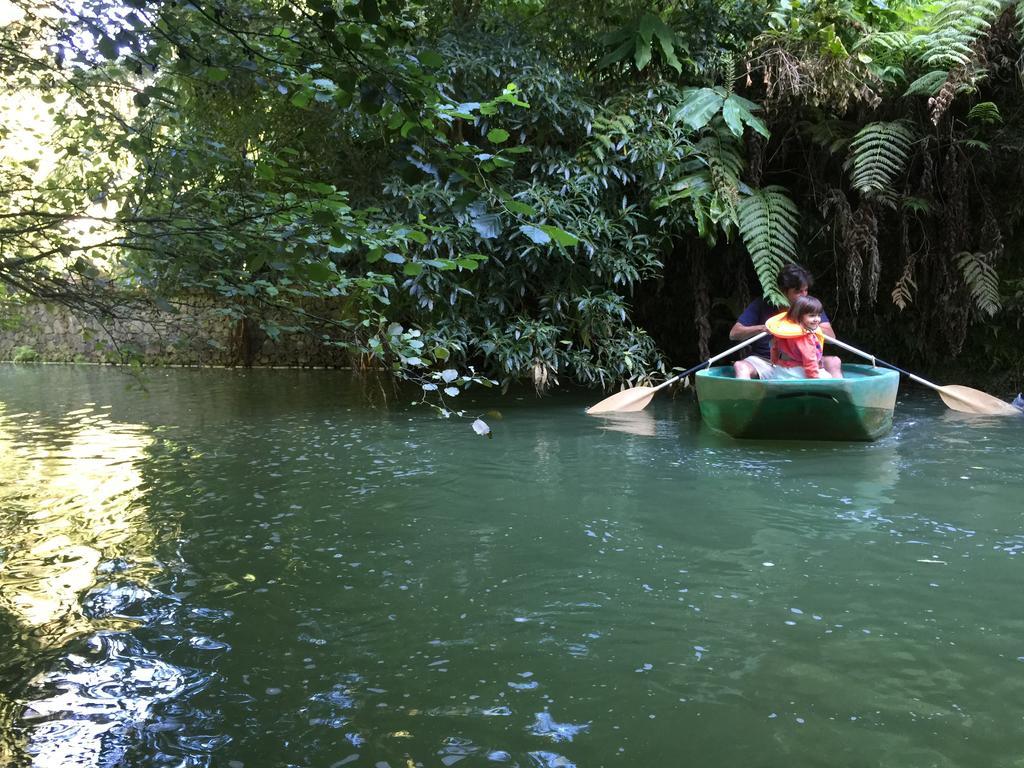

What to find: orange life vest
left=765, top=311, right=825, bottom=347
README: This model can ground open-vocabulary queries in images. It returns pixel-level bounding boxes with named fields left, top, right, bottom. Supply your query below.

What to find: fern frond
left=967, top=101, right=1002, bottom=125
left=917, top=0, right=1001, bottom=71
left=859, top=31, right=912, bottom=53
left=901, top=196, right=932, bottom=215
left=696, top=124, right=745, bottom=182
left=737, top=186, right=800, bottom=304
left=955, top=251, right=1001, bottom=316
left=847, top=121, right=916, bottom=198
left=932, top=0, right=1000, bottom=33
left=656, top=124, right=745, bottom=227
left=904, top=70, right=948, bottom=97
left=891, top=265, right=916, bottom=311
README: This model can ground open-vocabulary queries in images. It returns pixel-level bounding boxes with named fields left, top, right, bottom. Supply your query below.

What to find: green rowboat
left=694, top=364, right=900, bottom=441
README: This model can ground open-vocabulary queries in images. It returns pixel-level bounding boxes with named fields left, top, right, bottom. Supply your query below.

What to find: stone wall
left=0, top=299, right=354, bottom=368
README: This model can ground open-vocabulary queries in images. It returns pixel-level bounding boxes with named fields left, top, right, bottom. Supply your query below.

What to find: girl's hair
left=786, top=295, right=823, bottom=322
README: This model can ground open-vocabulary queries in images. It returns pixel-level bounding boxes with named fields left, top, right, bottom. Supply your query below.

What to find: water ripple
left=0, top=398, right=224, bottom=766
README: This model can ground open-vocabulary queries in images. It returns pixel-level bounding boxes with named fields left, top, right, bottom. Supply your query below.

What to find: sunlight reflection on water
left=0, top=402, right=216, bottom=766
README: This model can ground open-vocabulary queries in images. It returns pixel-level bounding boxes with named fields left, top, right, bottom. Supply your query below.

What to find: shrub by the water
left=11, top=346, right=38, bottom=363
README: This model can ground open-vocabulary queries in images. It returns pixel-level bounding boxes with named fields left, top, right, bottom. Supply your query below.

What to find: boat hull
left=695, top=364, right=899, bottom=441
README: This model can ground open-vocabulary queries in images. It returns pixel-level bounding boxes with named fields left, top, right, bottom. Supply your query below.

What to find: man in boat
left=729, top=264, right=842, bottom=379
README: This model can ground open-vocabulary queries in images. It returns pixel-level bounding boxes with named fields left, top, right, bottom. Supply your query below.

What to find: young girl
left=764, top=295, right=840, bottom=379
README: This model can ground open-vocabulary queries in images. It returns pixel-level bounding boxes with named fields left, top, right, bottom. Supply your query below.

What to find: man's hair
left=778, top=264, right=814, bottom=292
left=787, top=295, right=824, bottom=322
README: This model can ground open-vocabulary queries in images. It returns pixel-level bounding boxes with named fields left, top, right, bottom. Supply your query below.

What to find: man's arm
left=820, top=321, right=836, bottom=339
left=729, top=321, right=767, bottom=342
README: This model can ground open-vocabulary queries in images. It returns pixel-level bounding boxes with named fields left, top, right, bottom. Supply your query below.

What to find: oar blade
left=586, top=386, right=656, bottom=415
left=938, top=385, right=1021, bottom=416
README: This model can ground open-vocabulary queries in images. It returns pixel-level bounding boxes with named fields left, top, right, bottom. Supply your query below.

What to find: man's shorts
left=739, top=356, right=832, bottom=380
left=738, top=355, right=773, bottom=379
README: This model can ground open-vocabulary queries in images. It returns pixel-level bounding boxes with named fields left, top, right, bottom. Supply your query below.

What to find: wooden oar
left=826, top=337, right=1020, bottom=416
left=587, top=332, right=768, bottom=414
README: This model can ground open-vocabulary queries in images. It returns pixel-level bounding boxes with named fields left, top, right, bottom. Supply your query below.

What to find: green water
left=0, top=365, right=1022, bottom=767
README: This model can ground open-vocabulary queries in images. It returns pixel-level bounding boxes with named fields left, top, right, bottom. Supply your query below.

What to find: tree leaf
left=519, top=224, right=551, bottom=244
left=418, top=50, right=443, bottom=68
left=654, top=25, right=682, bottom=73
left=306, top=261, right=335, bottom=281
left=638, top=12, right=657, bottom=43
left=504, top=200, right=537, bottom=217
left=597, top=38, right=634, bottom=69
left=721, top=98, right=745, bottom=138
left=471, top=214, right=502, bottom=239
left=722, top=94, right=769, bottom=138
left=671, top=88, right=724, bottom=131
left=98, top=36, right=118, bottom=60
left=487, top=128, right=510, bottom=144
left=634, top=38, right=652, bottom=70
left=539, top=225, right=579, bottom=246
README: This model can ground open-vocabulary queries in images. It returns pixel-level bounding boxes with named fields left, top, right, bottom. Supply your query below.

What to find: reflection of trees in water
left=0, top=410, right=157, bottom=641
left=0, top=405, right=171, bottom=763
left=0, top=691, right=22, bottom=765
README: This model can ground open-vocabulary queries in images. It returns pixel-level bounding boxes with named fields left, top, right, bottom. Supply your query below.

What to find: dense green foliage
left=2, top=0, right=1024, bottom=393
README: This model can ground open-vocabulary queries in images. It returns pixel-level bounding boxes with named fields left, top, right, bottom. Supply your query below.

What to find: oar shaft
left=824, top=337, right=942, bottom=393
left=650, top=331, right=769, bottom=394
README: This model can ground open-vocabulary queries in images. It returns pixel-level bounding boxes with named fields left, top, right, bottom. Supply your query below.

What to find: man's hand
left=729, top=323, right=766, bottom=342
